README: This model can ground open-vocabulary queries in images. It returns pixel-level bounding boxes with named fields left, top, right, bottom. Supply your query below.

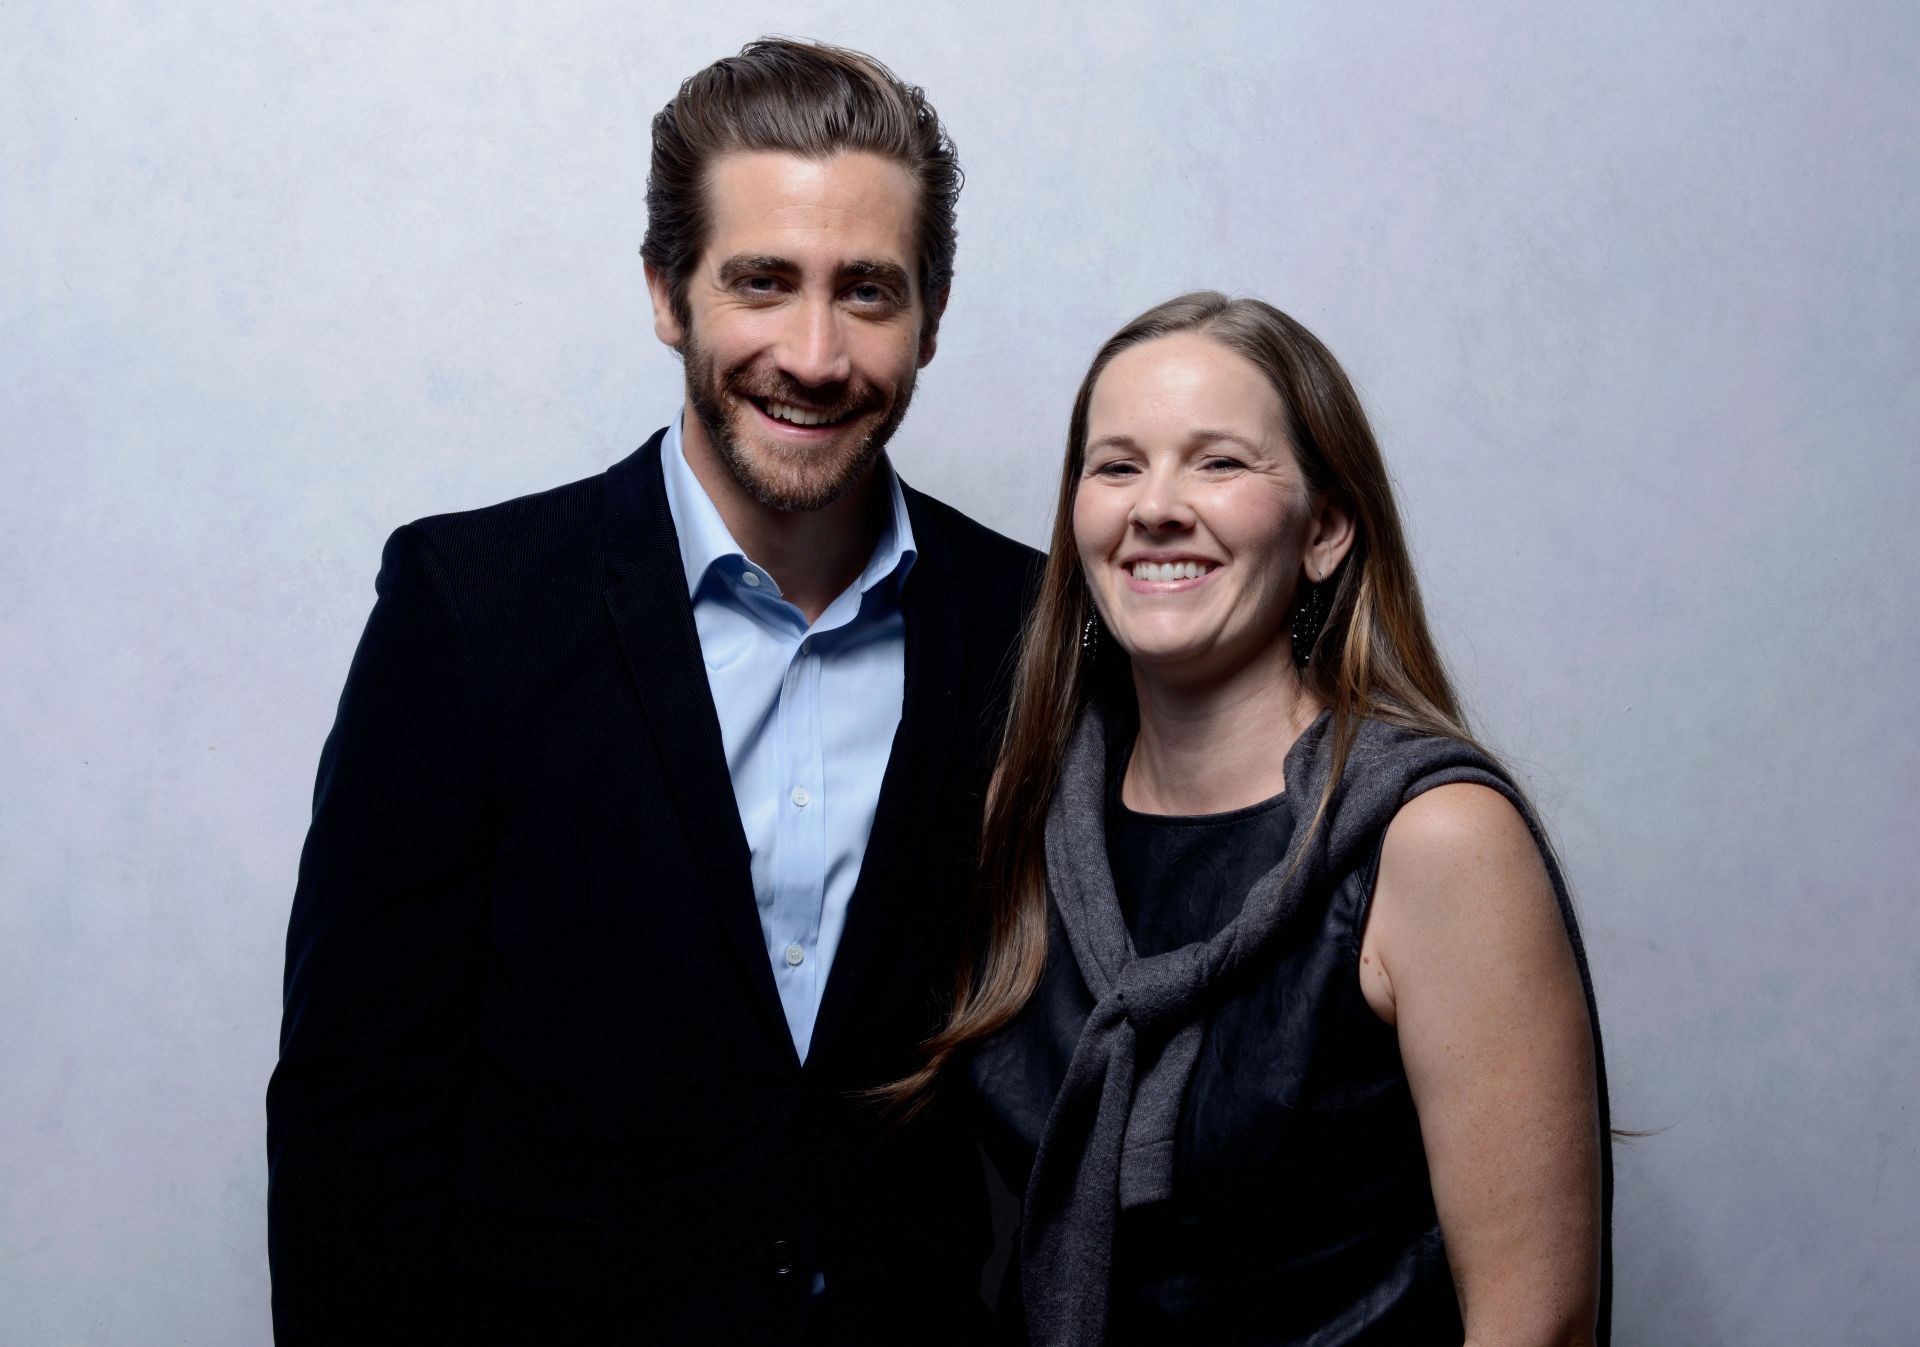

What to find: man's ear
left=917, top=285, right=950, bottom=368
left=643, top=262, right=687, bottom=349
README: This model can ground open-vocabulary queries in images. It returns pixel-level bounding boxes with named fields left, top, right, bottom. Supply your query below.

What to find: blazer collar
left=600, top=434, right=975, bottom=1074
left=655, top=412, right=921, bottom=605
left=808, top=481, right=970, bottom=1068
left=599, top=431, right=798, bottom=1066
left=600, top=431, right=959, bottom=599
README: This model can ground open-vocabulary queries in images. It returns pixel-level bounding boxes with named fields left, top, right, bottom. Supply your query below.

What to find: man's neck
left=678, top=405, right=886, bottom=625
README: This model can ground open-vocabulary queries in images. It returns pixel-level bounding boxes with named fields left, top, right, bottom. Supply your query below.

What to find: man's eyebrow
left=841, top=259, right=912, bottom=291
left=715, top=254, right=795, bottom=283
left=713, top=255, right=913, bottom=294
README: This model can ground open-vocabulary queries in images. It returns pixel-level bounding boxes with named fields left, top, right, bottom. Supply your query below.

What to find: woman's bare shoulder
left=1362, top=780, right=1566, bottom=1024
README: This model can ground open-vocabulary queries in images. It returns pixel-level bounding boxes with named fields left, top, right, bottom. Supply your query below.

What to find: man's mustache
left=725, top=369, right=886, bottom=424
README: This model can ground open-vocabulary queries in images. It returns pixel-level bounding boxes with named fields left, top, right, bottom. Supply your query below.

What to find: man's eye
left=848, top=283, right=895, bottom=307
left=738, top=276, right=781, bottom=296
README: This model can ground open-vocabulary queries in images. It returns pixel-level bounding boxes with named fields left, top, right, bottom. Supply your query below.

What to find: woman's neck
left=1123, top=652, right=1320, bottom=815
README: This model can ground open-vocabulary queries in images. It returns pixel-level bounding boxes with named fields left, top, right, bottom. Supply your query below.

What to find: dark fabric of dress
left=970, top=713, right=1608, bottom=1345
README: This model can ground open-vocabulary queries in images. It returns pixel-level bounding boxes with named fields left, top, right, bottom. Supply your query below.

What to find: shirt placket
left=772, top=632, right=826, bottom=1001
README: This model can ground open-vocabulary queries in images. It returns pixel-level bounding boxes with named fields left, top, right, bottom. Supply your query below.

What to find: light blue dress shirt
left=658, top=413, right=916, bottom=1063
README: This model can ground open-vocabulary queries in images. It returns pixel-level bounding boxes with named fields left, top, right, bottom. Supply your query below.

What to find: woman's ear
left=1304, top=494, right=1356, bottom=582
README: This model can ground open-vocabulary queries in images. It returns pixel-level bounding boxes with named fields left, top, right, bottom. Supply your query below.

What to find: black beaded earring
left=1081, top=610, right=1104, bottom=662
left=1290, top=574, right=1330, bottom=668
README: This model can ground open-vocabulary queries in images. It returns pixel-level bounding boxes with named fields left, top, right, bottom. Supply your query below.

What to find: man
left=267, top=40, right=1037, bottom=1344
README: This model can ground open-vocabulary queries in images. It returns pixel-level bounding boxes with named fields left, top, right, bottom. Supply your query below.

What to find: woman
left=893, top=294, right=1610, bottom=1345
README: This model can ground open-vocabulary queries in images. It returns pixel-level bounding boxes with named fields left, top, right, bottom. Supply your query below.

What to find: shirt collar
left=658, top=410, right=918, bottom=603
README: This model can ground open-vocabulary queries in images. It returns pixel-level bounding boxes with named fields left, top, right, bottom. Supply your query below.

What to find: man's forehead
left=702, top=150, right=919, bottom=264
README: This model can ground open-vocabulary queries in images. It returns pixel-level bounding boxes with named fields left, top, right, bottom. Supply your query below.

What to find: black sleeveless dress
left=971, top=744, right=1465, bottom=1345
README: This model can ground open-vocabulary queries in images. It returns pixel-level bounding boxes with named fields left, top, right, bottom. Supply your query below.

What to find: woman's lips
left=1121, top=561, right=1219, bottom=594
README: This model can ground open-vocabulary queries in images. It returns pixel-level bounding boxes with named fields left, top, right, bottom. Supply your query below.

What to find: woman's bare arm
left=1362, top=782, right=1602, bottom=1347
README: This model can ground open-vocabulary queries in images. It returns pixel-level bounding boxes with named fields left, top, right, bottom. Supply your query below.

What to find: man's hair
left=641, top=38, right=962, bottom=342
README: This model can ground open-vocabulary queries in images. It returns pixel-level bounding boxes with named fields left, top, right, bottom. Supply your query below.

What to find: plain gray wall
left=4, top=2, right=1916, bottom=1342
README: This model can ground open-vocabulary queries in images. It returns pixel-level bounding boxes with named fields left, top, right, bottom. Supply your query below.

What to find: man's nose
left=776, top=296, right=853, bottom=389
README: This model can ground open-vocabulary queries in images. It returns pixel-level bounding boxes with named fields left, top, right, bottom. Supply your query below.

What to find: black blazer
left=267, top=432, right=1040, bottom=1344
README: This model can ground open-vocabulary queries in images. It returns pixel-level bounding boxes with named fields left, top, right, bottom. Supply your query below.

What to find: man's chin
left=718, top=414, right=886, bottom=514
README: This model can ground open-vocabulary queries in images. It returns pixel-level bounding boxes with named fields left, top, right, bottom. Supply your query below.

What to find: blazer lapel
left=810, top=486, right=969, bottom=1065
left=599, top=432, right=797, bottom=1068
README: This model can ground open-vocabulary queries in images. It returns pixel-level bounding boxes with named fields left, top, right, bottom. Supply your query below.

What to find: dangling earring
left=1291, top=573, right=1330, bottom=668
left=1082, top=610, right=1103, bottom=662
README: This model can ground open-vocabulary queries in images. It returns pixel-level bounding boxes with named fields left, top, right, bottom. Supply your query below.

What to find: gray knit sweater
left=1018, top=703, right=1613, bottom=1346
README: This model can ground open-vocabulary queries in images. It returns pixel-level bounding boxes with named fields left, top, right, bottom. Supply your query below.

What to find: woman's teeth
left=1131, top=561, right=1213, bottom=581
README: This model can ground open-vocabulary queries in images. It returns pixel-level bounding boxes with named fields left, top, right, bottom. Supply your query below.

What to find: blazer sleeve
left=266, top=524, right=494, bottom=1344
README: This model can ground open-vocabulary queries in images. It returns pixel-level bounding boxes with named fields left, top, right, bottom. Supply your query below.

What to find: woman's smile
left=1074, top=331, right=1320, bottom=683
left=1121, top=553, right=1221, bottom=592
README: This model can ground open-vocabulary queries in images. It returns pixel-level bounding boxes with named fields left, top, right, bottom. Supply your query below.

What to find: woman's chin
left=1112, top=631, right=1290, bottom=695
left=1116, top=641, right=1234, bottom=688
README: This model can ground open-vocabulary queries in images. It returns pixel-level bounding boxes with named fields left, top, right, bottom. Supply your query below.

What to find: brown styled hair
left=883, top=291, right=1487, bottom=1112
left=640, top=37, right=962, bottom=342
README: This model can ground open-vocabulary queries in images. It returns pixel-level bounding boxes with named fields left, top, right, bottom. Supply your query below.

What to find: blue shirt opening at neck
left=656, top=412, right=917, bottom=1063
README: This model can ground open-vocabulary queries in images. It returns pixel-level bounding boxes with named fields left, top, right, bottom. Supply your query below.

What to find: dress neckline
left=1107, top=733, right=1295, bottom=828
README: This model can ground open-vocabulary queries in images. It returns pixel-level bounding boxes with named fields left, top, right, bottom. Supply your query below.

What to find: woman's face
left=1073, top=332, right=1346, bottom=691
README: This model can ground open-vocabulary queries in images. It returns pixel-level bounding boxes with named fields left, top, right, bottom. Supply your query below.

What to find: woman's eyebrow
left=1187, top=429, right=1265, bottom=452
left=1086, top=430, right=1266, bottom=454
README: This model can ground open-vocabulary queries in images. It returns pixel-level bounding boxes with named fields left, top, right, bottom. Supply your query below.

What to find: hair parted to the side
left=640, top=37, right=962, bottom=342
left=878, top=291, right=1490, bottom=1115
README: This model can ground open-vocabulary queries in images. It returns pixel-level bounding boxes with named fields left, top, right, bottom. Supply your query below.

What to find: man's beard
left=683, top=336, right=916, bottom=514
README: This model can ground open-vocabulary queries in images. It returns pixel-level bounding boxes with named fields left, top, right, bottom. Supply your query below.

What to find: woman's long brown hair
left=879, top=292, right=1488, bottom=1114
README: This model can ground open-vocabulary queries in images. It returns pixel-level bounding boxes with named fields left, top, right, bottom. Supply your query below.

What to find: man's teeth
left=764, top=400, right=840, bottom=427
left=1131, top=561, right=1213, bottom=581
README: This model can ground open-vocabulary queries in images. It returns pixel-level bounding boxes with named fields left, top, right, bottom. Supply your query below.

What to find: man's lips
left=736, top=389, right=875, bottom=436
left=756, top=396, right=850, bottom=428
left=745, top=398, right=839, bottom=439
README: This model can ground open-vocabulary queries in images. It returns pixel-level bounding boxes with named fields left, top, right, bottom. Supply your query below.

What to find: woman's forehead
left=1088, top=333, right=1289, bottom=448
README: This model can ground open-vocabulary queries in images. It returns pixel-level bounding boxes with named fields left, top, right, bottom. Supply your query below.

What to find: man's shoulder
left=405, top=466, right=605, bottom=565
left=901, top=483, right=1043, bottom=586
left=396, top=435, right=662, bottom=590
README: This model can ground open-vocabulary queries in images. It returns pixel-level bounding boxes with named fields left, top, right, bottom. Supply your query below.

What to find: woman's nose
left=1129, top=469, right=1195, bottom=531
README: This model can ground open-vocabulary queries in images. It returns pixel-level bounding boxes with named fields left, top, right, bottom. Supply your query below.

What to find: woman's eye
left=1091, top=460, right=1138, bottom=477
left=1202, top=456, right=1243, bottom=472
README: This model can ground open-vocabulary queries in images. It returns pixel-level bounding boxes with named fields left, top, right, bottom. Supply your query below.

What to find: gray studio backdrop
left=4, top=2, right=1916, bottom=1342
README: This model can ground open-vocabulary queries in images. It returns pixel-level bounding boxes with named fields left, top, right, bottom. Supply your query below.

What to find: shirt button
left=799, top=639, right=810, bottom=655
left=784, top=943, right=805, bottom=967
left=790, top=785, right=810, bottom=808
left=741, top=570, right=761, bottom=588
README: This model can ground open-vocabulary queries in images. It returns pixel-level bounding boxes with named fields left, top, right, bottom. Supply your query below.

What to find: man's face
left=647, top=150, right=939, bottom=513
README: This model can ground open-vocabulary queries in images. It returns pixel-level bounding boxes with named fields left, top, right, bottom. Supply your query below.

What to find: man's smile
left=756, top=398, right=852, bottom=428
